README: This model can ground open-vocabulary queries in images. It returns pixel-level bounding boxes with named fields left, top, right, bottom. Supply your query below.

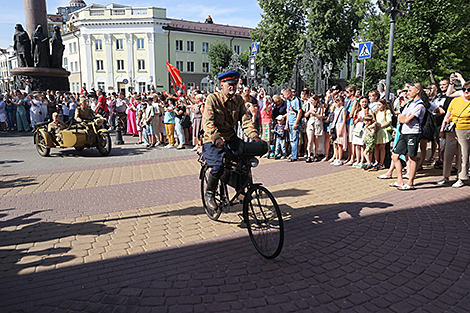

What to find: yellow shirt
left=448, top=96, right=470, bottom=130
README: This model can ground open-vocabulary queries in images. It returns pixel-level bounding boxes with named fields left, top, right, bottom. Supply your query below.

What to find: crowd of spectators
left=1, top=72, right=469, bottom=189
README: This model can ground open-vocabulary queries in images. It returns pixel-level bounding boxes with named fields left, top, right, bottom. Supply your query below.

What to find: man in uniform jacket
left=201, top=70, right=262, bottom=211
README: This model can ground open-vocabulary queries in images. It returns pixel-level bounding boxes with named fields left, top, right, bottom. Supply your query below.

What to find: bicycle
left=198, top=141, right=284, bottom=259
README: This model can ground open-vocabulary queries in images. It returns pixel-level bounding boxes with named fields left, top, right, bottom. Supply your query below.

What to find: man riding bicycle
left=202, top=70, right=262, bottom=211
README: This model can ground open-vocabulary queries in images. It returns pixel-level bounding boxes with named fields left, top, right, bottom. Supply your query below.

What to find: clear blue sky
left=0, top=0, right=263, bottom=49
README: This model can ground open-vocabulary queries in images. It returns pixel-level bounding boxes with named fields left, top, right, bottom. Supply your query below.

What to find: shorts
left=393, top=133, right=421, bottom=157
left=146, top=124, right=155, bottom=135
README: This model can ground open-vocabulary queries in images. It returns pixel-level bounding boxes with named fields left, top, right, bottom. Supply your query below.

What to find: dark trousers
left=202, top=135, right=242, bottom=179
left=116, top=112, right=127, bottom=132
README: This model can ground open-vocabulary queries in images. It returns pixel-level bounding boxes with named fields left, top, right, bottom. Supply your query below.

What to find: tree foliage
left=251, top=0, right=306, bottom=85
left=395, top=0, right=470, bottom=85
left=207, top=40, right=232, bottom=80
left=305, top=0, right=367, bottom=72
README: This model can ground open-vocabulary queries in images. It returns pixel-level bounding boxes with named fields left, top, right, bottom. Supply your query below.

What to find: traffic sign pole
left=362, top=59, right=366, bottom=96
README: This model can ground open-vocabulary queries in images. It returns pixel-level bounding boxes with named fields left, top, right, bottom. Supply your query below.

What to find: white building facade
left=63, top=4, right=252, bottom=94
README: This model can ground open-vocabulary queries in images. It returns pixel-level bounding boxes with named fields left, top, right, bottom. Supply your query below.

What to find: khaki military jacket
left=74, top=107, right=95, bottom=121
left=202, top=91, right=258, bottom=144
left=48, top=121, right=67, bottom=142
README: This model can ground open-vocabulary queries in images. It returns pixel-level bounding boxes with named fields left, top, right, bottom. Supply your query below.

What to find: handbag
left=179, top=114, right=190, bottom=128
left=444, top=103, right=470, bottom=132
left=353, top=121, right=364, bottom=137
left=443, top=122, right=456, bottom=133
left=329, top=108, right=343, bottom=141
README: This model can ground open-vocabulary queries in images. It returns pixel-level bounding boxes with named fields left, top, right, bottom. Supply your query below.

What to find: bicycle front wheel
left=244, top=185, right=284, bottom=259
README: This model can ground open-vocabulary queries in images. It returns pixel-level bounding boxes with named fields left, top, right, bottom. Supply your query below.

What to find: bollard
left=114, top=125, right=125, bottom=145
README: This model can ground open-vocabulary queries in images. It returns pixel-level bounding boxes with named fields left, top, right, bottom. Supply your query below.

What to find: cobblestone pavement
left=1, top=132, right=470, bottom=312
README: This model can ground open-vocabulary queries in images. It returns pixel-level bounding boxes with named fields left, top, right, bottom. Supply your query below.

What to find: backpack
left=420, top=108, right=436, bottom=141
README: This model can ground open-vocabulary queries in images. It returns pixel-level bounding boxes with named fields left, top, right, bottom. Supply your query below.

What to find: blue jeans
left=289, top=125, right=300, bottom=159
left=275, top=138, right=286, bottom=156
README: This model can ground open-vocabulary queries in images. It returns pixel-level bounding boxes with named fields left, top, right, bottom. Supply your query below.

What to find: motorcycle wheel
left=97, top=132, right=112, bottom=156
left=35, top=132, right=50, bottom=157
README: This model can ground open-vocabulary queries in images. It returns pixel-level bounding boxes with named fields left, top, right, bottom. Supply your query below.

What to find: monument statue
left=50, top=26, right=65, bottom=69
left=31, top=25, right=50, bottom=67
left=13, top=24, right=33, bottom=67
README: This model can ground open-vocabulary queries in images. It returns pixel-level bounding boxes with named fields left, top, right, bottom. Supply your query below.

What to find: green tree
left=349, top=3, right=390, bottom=93
left=395, top=0, right=470, bottom=85
left=207, top=40, right=232, bottom=80
left=251, top=0, right=306, bottom=85
left=306, top=0, right=367, bottom=74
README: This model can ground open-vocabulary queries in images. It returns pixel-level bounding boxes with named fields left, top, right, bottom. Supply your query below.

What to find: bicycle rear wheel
left=244, top=185, right=284, bottom=259
left=200, top=166, right=226, bottom=220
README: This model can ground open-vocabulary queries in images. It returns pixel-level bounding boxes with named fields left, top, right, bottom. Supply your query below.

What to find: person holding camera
left=438, top=80, right=470, bottom=188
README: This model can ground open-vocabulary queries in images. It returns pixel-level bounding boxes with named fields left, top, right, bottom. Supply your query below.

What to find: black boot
left=205, top=175, right=219, bottom=211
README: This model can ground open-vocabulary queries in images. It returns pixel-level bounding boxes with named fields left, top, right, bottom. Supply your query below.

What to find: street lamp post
left=378, top=0, right=413, bottom=108
left=323, top=61, right=333, bottom=90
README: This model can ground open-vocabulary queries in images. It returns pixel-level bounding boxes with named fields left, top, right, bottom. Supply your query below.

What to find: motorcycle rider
left=47, top=112, right=67, bottom=143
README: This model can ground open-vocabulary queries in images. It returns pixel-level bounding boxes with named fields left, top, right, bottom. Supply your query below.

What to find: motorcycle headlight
left=250, top=157, right=259, bottom=168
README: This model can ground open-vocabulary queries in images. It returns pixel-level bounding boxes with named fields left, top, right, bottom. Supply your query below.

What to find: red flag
left=165, top=61, right=185, bottom=91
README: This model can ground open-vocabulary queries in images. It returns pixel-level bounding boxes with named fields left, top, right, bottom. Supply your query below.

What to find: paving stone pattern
left=1, top=133, right=470, bottom=312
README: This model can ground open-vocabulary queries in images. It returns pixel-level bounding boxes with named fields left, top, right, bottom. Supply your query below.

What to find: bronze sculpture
left=13, top=24, right=33, bottom=67
left=31, top=25, right=50, bottom=67
left=50, top=26, right=65, bottom=68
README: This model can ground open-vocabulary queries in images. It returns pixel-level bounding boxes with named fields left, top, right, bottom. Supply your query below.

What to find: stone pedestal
left=11, top=67, right=70, bottom=92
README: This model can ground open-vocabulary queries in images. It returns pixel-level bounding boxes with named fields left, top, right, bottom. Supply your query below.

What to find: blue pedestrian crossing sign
left=358, top=42, right=373, bottom=60
left=251, top=42, right=260, bottom=54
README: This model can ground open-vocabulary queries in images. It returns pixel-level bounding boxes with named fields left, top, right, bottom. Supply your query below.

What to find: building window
left=176, top=40, right=183, bottom=51
left=137, top=38, right=144, bottom=49
left=117, top=59, right=124, bottom=71
left=139, top=82, right=146, bottom=93
left=187, top=41, right=194, bottom=52
left=69, top=43, right=72, bottom=53
left=187, top=82, right=195, bottom=89
left=95, top=39, right=102, bottom=50
left=116, top=39, right=124, bottom=50
left=70, top=62, right=74, bottom=72
left=176, top=61, right=184, bottom=72
left=187, top=61, right=194, bottom=72
left=75, top=61, right=78, bottom=72
left=137, top=59, right=145, bottom=71
left=96, top=60, right=104, bottom=71
left=73, top=42, right=77, bottom=53
left=97, top=82, right=105, bottom=91
left=202, top=62, right=210, bottom=73
left=202, top=42, right=209, bottom=53
left=234, top=45, right=241, bottom=55
left=63, top=57, right=68, bottom=70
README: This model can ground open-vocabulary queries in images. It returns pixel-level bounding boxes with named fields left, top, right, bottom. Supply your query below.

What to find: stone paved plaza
left=1, top=132, right=470, bottom=312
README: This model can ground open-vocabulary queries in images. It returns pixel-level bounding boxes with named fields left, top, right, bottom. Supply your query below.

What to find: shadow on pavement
left=0, top=175, right=37, bottom=189
left=1, top=196, right=470, bottom=312
left=0, top=210, right=114, bottom=278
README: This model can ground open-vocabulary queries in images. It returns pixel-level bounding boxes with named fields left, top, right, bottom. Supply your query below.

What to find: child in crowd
left=363, top=114, right=377, bottom=170
left=273, top=115, right=287, bottom=159
left=164, top=98, right=176, bottom=148
left=374, top=99, right=392, bottom=170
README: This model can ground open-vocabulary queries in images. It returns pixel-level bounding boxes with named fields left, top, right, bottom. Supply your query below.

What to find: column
left=104, top=34, right=114, bottom=90
left=146, top=32, right=155, bottom=87
left=82, top=34, right=93, bottom=90
left=125, top=33, right=134, bottom=91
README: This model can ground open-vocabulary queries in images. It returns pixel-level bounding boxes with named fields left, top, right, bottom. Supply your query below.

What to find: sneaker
left=436, top=178, right=450, bottom=185
left=191, top=145, right=199, bottom=151
left=352, top=162, right=358, bottom=168
left=330, top=159, right=337, bottom=165
left=333, top=160, right=343, bottom=166
left=355, top=162, right=363, bottom=169
left=364, top=164, right=374, bottom=171
left=177, top=144, right=185, bottom=149
left=452, top=180, right=464, bottom=188
left=280, top=155, right=286, bottom=160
